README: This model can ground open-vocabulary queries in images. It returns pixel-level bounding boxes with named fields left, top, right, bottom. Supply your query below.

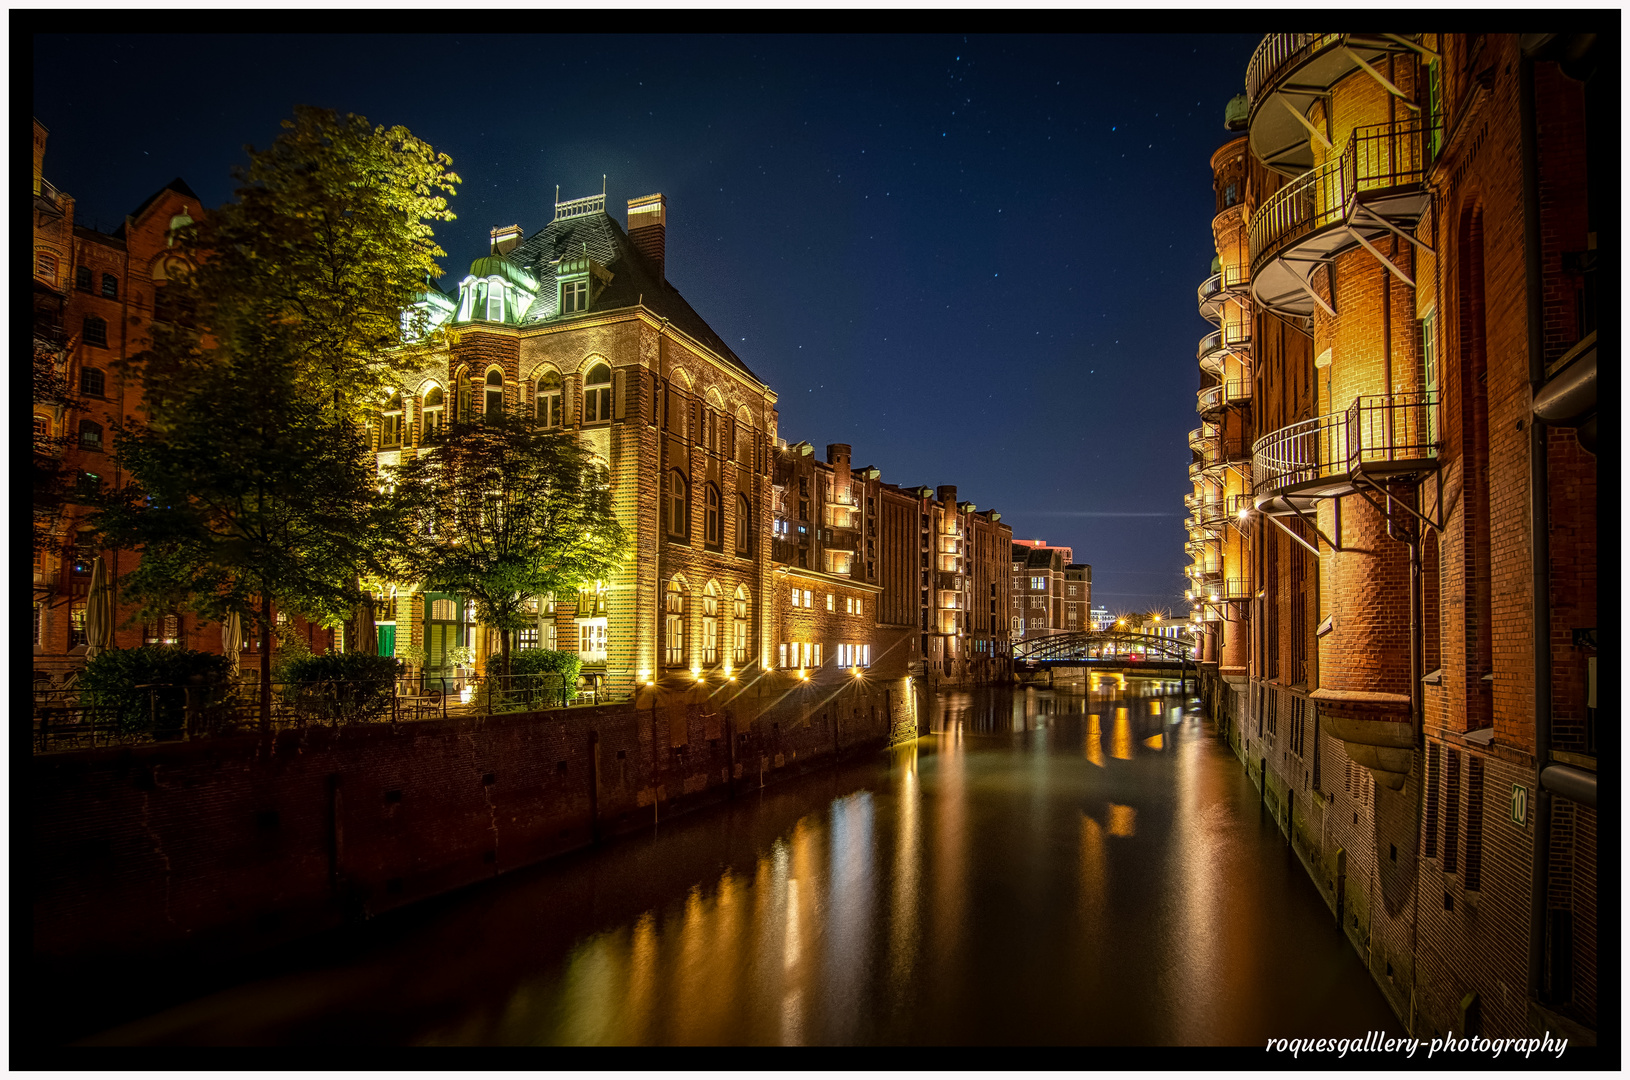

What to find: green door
left=377, top=625, right=396, bottom=658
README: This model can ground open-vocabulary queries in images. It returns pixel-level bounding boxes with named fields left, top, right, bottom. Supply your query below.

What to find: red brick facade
left=1197, top=34, right=1598, bottom=1041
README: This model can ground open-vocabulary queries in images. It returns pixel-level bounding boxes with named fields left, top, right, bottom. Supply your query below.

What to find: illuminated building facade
left=1010, top=540, right=1090, bottom=643
left=1193, top=33, right=1599, bottom=1041
left=375, top=190, right=780, bottom=697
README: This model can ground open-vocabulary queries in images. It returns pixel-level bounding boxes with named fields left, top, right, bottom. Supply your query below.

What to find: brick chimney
left=627, top=193, right=667, bottom=282
left=490, top=224, right=523, bottom=256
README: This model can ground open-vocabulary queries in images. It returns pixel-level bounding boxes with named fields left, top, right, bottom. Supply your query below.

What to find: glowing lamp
left=799, top=670, right=809, bottom=681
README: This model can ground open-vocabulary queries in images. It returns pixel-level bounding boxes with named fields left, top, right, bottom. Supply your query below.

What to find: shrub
left=280, top=651, right=402, bottom=726
left=78, top=645, right=235, bottom=737
left=505, top=648, right=582, bottom=709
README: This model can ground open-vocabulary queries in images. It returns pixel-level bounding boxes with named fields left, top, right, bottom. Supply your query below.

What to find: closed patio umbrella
left=83, top=556, right=114, bottom=660
left=222, top=610, right=243, bottom=677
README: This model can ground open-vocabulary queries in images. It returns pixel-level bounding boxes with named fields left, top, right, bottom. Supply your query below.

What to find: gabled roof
left=505, top=210, right=760, bottom=383
left=117, top=177, right=200, bottom=239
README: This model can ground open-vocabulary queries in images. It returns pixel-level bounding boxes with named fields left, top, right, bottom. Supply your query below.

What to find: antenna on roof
left=602, top=174, right=606, bottom=196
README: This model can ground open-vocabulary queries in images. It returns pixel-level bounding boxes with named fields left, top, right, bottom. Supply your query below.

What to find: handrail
left=1197, top=384, right=1226, bottom=413
left=1251, top=391, right=1438, bottom=497
left=1225, top=379, right=1254, bottom=403
left=1250, top=119, right=1436, bottom=271
left=1246, top=33, right=1343, bottom=105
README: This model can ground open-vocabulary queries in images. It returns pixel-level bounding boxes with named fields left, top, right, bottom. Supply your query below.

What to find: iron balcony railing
left=1250, top=119, right=1436, bottom=273
left=1223, top=321, right=1251, bottom=349
left=1225, top=379, right=1254, bottom=404
left=1245, top=33, right=1345, bottom=105
left=1252, top=391, right=1438, bottom=498
left=1197, top=383, right=1225, bottom=414
left=1188, top=423, right=1220, bottom=451
left=1223, top=578, right=1253, bottom=601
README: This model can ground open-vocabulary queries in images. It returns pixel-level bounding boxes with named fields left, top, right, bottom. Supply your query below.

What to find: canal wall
left=32, top=674, right=921, bottom=975
left=1201, top=669, right=1580, bottom=1044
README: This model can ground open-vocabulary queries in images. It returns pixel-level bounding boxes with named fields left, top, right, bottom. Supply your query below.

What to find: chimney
left=627, top=193, right=667, bottom=282
left=490, top=224, right=523, bottom=256
left=936, top=485, right=958, bottom=506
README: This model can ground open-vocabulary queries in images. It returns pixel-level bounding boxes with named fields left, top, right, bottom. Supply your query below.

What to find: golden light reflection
left=890, top=742, right=921, bottom=1001
left=1144, top=733, right=1164, bottom=750
left=1107, top=803, right=1137, bottom=837
left=624, top=910, right=657, bottom=1042
left=1079, top=811, right=1106, bottom=920
left=1111, top=708, right=1133, bottom=760
left=1085, top=713, right=1105, bottom=768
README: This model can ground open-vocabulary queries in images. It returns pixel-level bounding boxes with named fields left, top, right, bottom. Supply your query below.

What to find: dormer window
left=562, top=280, right=587, bottom=314
left=486, top=285, right=505, bottom=322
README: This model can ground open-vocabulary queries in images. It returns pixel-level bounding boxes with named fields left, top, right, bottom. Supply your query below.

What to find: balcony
left=1197, top=383, right=1225, bottom=416
left=1250, top=118, right=1435, bottom=319
left=1245, top=33, right=1421, bottom=176
left=1252, top=392, right=1438, bottom=513
left=936, top=571, right=963, bottom=592
left=1197, top=321, right=1249, bottom=376
left=1187, top=423, right=1219, bottom=453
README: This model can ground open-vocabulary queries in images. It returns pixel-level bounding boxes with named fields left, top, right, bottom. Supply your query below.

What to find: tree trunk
left=499, top=626, right=511, bottom=683
left=259, top=592, right=273, bottom=733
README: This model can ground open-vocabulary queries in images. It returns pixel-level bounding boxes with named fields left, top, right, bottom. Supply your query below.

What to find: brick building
left=1191, top=33, right=1599, bottom=1042
left=30, top=120, right=338, bottom=677
left=1010, top=540, right=1090, bottom=642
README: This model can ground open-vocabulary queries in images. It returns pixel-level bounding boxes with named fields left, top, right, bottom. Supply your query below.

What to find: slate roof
left=505, top=210, right=760, bottom=383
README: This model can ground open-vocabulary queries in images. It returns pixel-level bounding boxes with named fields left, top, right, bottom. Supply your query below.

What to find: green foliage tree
left=388, top=415, right=629, bottom=682
left=32, top=332, right=83, bottom=559
left=92, top=360, right=397, bottom=728
left=90, top=107, right=458, bottom=727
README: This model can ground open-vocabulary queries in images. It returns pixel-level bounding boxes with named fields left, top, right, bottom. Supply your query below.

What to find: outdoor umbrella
left=83, top=555, right=114, bottom=660
left=357, top=595, right=377, bottom=656
left=222, top=611, right=243, bottom=677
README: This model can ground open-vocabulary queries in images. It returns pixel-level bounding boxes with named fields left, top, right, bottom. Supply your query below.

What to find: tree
left=91, top=107, right=460, bottom=722
left=93, top=107, right=459, bottom=726
left=91, top=356, right=399, bottom=729
left=388, top=415, right=629, bottom=682
left=139, top=106, right=460, bottom=426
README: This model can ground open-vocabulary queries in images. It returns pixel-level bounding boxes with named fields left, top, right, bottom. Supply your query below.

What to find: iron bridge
left=1012, top=630, right=1198, bottom=665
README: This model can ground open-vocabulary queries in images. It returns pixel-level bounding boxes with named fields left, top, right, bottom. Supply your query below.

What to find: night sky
left=33, top=32, right=1260, bottom=616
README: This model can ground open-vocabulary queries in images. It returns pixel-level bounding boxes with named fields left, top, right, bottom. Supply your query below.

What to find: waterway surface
left=80, top=679, right=1398, bottom=1046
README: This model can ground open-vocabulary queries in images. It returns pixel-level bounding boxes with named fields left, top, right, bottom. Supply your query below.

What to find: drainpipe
left=1518, top=43, right=1553, bottom=1005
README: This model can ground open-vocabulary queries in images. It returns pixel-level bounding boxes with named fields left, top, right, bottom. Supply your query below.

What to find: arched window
left=380, top=392, right=404, bottom=447
left=583, top=362, right=612, bottom=423
left=666, top=469, right=688, bottom=539
left=535, top=369, right=563, bottom=428
left=78, top=420, right=103, bottom=451
left=484, top=368, right=504, bottom=419
left=80, top=367, right=105, bottom=397
left=36, top=252, right=56, bottom=282
left=83, top=316, right=107, bottom=348
left=101, top=273, right=118, bottom=299
left=733, top=585, right=750, bottom=664
left=454, top=367, right=470, bottom=422
left=704, top=483, right=721, bottom=547
left=421, top=386, right=445, bottom=440
left=734, top=408, right=753, bottom=462
left=702, top=582, right=720, bottom=665
left=735, top=494, right=752, bottom=555
left=76, top=266, right=93, bottom=291
left=664, top=578, right=686, bottom=665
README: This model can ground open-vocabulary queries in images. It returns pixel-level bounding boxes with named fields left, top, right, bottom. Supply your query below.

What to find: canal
left=78, top=679, right=1398, bottom=1046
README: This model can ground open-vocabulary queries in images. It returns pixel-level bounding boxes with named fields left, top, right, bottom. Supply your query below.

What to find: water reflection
left=85, top=678, right=1398, bottom=1047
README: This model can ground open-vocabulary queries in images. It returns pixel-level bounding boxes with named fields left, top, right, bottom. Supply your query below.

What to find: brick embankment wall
left=32, top=675, right=920, bottom=972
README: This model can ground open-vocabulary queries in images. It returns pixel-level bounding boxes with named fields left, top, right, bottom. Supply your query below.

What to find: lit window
left=561, top=279, right=587, bottom=314
left=33, top=415, right=50, bottom=449
left=430, top=598, right=457, bottom=621
left=778, top=642, right=788, bottom=669
left=421, top=386, right=445, bottom=440
left=733, top=585, right=750, bottom=664
left=535, top=369, right=563, bottom=429
left=486, top=284, right=505, bottom=322
left=484, top=368, right=504, bottom=418
left=826, top=593, right=835, bottom=612
left=380, top=392, right=404, bottom=447
left=83, top=316, right=107, bottom=348
left=665, top=578, right=685, bottom=665
left=70, top=600, right=87, bottom=647
left=36, top=253, right=56, bottom=281
left=80, top=367, right=105, bottom=397
left=1031, top=576, right=1045, bottom=591
left=78, top=420, right=103, bottom=451
left=703, top=582, right=720, bottom=664
left=583, top=363, right=612, bottom=423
